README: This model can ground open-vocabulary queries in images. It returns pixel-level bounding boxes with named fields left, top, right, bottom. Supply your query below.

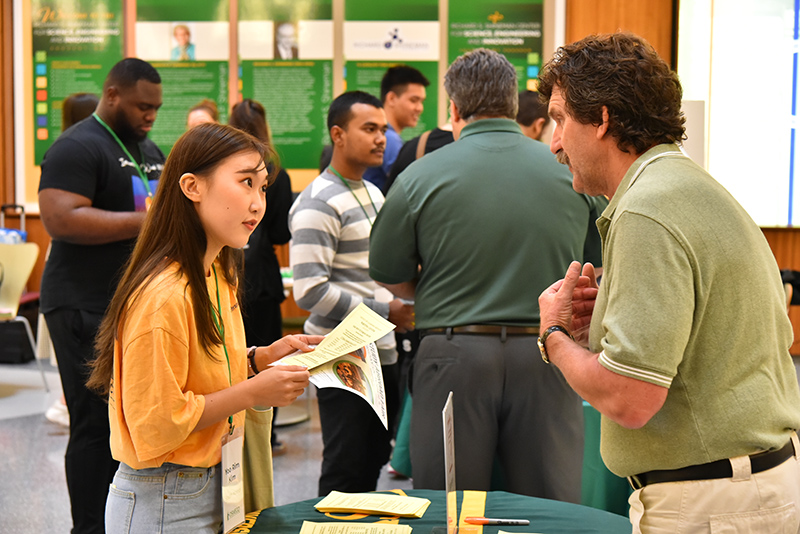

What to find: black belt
left=628, top=437, right=796, bottom=490
left=419, top=325, right=539, bottom=337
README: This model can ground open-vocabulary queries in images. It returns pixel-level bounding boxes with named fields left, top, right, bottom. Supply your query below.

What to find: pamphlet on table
left=299, top=521, right=412, bottom=534
left=315, top=491, right=431, bottom=518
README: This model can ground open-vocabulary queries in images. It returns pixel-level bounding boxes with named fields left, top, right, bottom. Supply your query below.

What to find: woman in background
left=229, top=99, right=293, bottom=456
left=61, top=93, right=100, bottom=132
left=44, top=92, right=102, bottom=429
left=187, top=99, right=219, bottom=130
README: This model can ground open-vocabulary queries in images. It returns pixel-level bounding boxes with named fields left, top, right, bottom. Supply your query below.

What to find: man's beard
left=555, top=150, right=570, bottom=166
left=113, top=108, right=147, bottom=143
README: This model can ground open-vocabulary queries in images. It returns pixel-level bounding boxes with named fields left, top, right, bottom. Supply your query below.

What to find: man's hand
left=388, top=299, right=415, bottom=333
left=571, top=263, right=599, bottom=346
left=539, top=261, right=582, bottom=333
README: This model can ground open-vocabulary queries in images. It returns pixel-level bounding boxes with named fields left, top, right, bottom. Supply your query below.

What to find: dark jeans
left=46, top=308, right=118, bottom=534
left=317, top=363, right=399, bottom=496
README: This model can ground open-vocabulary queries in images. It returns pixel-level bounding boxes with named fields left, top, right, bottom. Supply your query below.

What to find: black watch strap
left=247, top=346, right=259, bottom=374
left=538, top=325, right=573, bottom=364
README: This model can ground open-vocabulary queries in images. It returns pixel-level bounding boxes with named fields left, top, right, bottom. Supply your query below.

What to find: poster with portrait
left=135, top=0, right=230, bottom=154
left=239, top=0, right=333, bottom=170
left=343, top=0, right=440, bottom=142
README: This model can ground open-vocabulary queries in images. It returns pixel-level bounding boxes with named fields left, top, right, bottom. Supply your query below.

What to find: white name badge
left=221, top=426, right=245, bottom=533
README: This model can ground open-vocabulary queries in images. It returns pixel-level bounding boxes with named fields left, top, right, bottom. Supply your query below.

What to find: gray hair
left=444, top=48, right=518, bottom=121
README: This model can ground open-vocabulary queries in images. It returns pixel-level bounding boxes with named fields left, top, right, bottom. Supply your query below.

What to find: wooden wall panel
left=762, top=228, right=800, bottom=355
left=566, top=0, right=675, bottom=66
left=1, top=0, right=14, bottom=205
left=275, top=242, right=309, bottom=333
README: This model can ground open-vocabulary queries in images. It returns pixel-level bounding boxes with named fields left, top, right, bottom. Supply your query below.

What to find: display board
left=239, top=0, right=333, bottom=170
left=19, top=0, right=550, bottom=202
left=31, top=0, right=123, bottom=164
left=344, top=0, right=440, bottom=141
left=136, top=0, right=230, bottom=155
left=448, top=0, right=543, bottom=92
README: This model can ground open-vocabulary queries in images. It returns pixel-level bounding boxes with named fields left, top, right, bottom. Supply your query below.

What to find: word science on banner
left=31, top=0, right=123, bottom=164
left=448, top=0, right=544, bottom=92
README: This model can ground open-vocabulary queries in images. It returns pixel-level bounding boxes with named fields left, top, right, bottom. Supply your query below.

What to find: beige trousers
left=629, top=433, right=800, bottom=533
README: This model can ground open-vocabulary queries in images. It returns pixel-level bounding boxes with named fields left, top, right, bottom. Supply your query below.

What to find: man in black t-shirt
left=38, top=58, right=164, bottom=534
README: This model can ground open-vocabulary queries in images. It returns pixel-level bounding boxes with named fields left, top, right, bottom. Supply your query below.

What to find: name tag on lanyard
left=221, top=426, right=245, bottom=533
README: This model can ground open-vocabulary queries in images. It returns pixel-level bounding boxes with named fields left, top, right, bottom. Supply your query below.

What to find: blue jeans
left=106, top=462, right=222, bottom=534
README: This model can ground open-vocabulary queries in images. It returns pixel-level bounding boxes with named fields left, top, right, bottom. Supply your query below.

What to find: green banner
left=345, top=0, right=437, bottom=21
left=344, top=0, right=439, bottom=141
left=344, top=61, right=438, bottom=142
left=31, top=0, right=123, bottom=164
left=238, top=0, right=333, bottom=169
left=136, top=0, right=229, bottom=154
left=137, top=0, right=227, bottom=22
left=148, top=61, right=229, bottom=154
left=239, top=0, right=331, bottom=21
left=449, top=0, right=543, bottom=91
left=240, top=60, right=331, bottom=169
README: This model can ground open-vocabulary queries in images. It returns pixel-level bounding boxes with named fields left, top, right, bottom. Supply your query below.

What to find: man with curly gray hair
left=538, top=32, right=800, bottom=532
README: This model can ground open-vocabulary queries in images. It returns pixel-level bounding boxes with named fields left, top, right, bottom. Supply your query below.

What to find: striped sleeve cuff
left=597, top=351, right=673, bottom=388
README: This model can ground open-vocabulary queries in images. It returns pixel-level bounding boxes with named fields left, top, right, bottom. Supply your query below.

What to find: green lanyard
left=328, top=166, right=378, bottom=226
left=209, top=264, right=234, bottom=432
left=92, top=113, right=153, bottom=198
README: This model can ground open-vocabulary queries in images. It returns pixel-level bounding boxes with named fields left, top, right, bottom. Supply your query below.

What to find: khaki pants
left=630, top=433, right=800, bottom=533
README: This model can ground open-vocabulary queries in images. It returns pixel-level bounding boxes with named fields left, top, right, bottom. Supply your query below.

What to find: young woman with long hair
left=88, top=122, right=318, bottom=532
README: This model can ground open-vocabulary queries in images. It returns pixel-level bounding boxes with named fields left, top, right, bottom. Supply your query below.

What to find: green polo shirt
left=369, top=118, right=606, bottom=329
left=591, top=143, right=800, bottom=477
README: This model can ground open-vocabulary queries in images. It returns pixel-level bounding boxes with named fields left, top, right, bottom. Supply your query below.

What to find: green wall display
left=343, top=0, right=440, bottom=142
left=31, top=0, right=123, bottom=164
left=148, top=61, right=229, bottom=153
left=449, top=0, right=543, bottom=92
left=240, top=60, right=331, bottom=169
left=137, top=0, right=230, bottom=155
left=239, top=0, right=333, bottom=169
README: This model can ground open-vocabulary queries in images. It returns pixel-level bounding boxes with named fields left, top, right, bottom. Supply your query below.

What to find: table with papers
left=240, top=489, right=631, bottom=534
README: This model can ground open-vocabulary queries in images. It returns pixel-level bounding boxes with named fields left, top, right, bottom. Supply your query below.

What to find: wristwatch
left=537, top=325, right=573, bottom=364
left=247, top=346, right=259, bottom=374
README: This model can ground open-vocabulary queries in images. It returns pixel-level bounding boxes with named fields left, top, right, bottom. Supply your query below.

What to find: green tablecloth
left=238, top=490, right=631, bottom=534
left=581, top=402, right=632, bottom=516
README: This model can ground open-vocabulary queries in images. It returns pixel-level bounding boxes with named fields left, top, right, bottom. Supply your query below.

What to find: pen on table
left=464, top=517, right=530, bottom=526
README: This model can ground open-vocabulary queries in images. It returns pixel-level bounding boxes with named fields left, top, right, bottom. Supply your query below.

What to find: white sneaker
left=45, top=401, right=69, bottom=427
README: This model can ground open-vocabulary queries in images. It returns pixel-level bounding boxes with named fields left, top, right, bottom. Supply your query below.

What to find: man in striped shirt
left=289, top=91, right=415, bottom=496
